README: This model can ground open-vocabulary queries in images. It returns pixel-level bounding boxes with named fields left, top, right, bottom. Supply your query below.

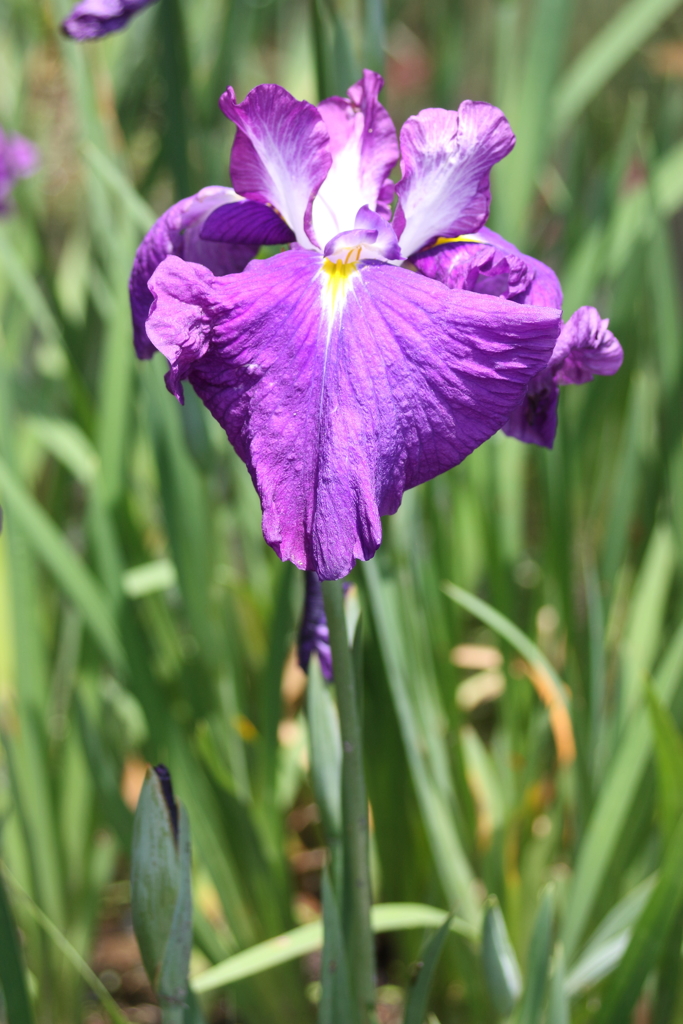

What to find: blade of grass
left=402, top=914, right=453, bottom=1024
left=1, top=864, right=130, bottom=1024
left=0, top=455, right=124, bottom=670
left=192, top=903, right=476, bottom=993
left=563, top=621, right=683, bottom=960
left=552, top=0, right=683, bottom=136
left=0, top=873, right=35, bottom=1024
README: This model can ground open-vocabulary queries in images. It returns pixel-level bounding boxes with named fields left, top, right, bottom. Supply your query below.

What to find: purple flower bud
left=299, top=572, right=334, bottom=681
left=61, top=0, right=159, bottom=40
left=152, top=763, right=179, bottom=843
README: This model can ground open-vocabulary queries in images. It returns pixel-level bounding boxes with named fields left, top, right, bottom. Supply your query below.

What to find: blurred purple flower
left=415, top=228, right=623, bottom=448
left=0, top=129, right=38, bottom=214
left=298, top=572, right=333, bottom=681
left=62, top=0, right=159, bottom=40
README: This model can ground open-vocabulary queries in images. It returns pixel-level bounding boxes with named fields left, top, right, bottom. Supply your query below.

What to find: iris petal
left=200, top=199, right=295, bottom=246
left=220, top=84, right=332, bottom=249
left=312, top=70, right=399, bottom=247
left=551, top=306, right=623, bottom=383
left=413, top=227, right=563, bottom=309
left=394, top=103, right=515, bottom=259
left=146, top=250, right=560, bottom=579
left=129, top=186, right=257, bottom=359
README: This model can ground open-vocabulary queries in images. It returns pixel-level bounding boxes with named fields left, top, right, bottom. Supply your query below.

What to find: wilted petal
left=62, top=0, right=158, bottom=39
left=220, top=85, right=332, bottom=249
left=312, top=70, right=399, bottom=247
left=394, top=103, right=515, bottom=258
left=201, top=199, right=295, bottom=246
left=477, top=228, right=563, bottom=308
left=146, top=250, right=560, bottom=579
left=129, top=186, right=257, bottom=359
left=298, top=572, right=333, bottom=681
left=502, top=370, right=558, bottom=448
left=551, top=306, right=623, bottom=384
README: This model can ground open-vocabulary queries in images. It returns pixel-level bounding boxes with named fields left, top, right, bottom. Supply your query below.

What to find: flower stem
left=321, top=579, right=375, bottom=1024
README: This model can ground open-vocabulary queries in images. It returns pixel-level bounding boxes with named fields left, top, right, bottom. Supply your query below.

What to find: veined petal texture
left=146, top=250, right=560, bottom=579
left=312, top=70, right=399, bottom=247
left=394, top=103, right=515, bottom=259
left=413, top=227, right=563, bottom=310
left=129, top=186, right=257, bottom=359
left=62, top=0, right=158, bottom=39
left=220, top=85, right=332, bottom=249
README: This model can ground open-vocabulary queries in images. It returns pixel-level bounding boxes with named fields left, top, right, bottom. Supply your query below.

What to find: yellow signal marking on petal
left=322, top=256, right=359, bottom=316
left=430, top=234, right=483, bottom=248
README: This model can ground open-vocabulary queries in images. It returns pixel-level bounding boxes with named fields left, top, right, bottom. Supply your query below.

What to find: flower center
left=322, top=256, right=358, bottom=316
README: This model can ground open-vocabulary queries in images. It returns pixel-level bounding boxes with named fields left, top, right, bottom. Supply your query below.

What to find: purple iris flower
left=298, top=572, right=334, bottom=681
left=61, top=0, right=158, bottom=40
left=0, top=129, right=38, bottom=214
left=414, top=228, right=623, bottom=447
left=134, top=71, right=568, bottom=580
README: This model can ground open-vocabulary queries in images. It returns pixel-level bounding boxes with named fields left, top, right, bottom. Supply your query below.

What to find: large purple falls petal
left=62, top=0, right=158, bottom=39
left=129, top=186, right=258, bottom=359
left=146, top=250, right=560, bottom=579
left=220, top=85, right=332, bottom=249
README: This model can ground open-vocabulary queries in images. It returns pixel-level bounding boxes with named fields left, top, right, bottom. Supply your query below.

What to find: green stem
left=321, top=579, right=375, bottom=1024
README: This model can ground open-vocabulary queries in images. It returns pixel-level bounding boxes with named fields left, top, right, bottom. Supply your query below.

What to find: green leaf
left=648, top=689, right=683, bottom=841
left=562, top=620, right=683, bottom=960
left=548, top=944, right=569, bottom=1024
left=0, top=455, right=124, bottom=670
left=594, top=809, right=683, bottom=1024
left=553, top=0, right=683, bottom=135
left=402, top=915, right=453, bottom=1024
left=191, top=903, right=476, bottom=993
left=565, top=875, right=656, bottom=995
left=319, top=869, right=356, bottom=1024
left=0, top=873, right=35, bottom=1024
left=307, top=654, right=343, bottom=840
left=481, top=898, right=522, bottom=1017
left=364, top=562, right=480, bottom=926
left=517, top=887, right=554, bottom=1024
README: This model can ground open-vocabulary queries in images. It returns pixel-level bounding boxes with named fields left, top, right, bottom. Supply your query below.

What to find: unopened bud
left=131, top=765, right=192, bottom=1022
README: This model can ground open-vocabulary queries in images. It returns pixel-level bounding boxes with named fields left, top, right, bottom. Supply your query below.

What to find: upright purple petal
left=129, top=186, right=257, bottom=359
left=312, top=70, right=399, bottom=247
left=413, top=227, right=563, bottom=309
left=298, top=572, right=334, bottom=681
left=0, top=129, right=38, bottom=213
left=393, top=103, right=515, bottom=259
left=550, top=306, right=623, bottom=384
left=502, top=370, right=558, bottom=448
left=146, top=250, right=560, bottom=579
left=61, top=0, right=158, bottom=39
left=220, top=85, right=332, bottom=249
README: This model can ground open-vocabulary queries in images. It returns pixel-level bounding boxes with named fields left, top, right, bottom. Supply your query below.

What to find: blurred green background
left=3, top=0, right=683, bottom=1020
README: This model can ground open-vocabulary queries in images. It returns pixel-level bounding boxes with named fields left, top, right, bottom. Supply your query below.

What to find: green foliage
left=1, top=0, right=683, bottom=1020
